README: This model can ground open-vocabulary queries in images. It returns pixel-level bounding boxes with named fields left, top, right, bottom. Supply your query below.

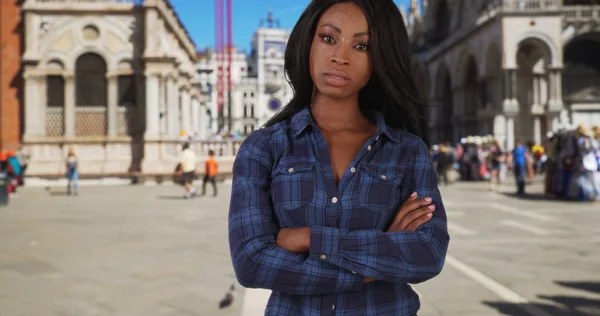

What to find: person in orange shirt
left=202, top=150, right=218, bottom=197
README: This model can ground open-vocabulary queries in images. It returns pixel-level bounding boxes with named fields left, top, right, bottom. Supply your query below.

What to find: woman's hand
left=277, top=227, right=311, bottom=253
left=387, top=192, right=435, bottom=232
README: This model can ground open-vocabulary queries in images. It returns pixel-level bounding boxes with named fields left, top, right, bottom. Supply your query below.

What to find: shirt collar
left=291, top=107, right=402, bottom=143
left=291, top=107, right=313, bottom=137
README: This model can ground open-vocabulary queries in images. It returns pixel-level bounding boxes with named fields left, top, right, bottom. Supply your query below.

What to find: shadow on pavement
left=555, top=281, right=600, bottom=295
left=500, top=192, right=557, bottom=201
left=47, top=191, right=71, bottom=196
left=483, top=281, right=600, bottom=316
left=156, top=195, right=186, bottom=200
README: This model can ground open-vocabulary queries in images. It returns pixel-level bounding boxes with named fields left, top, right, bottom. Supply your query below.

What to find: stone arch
left=483, top=41, right=502, bottom=78
left=563, top=32, right=600, bottom=128
left=69, top=46, right=115, bottom=72
left=483, top=42, right=503, bottom=111
left=511, top=31, right=560, bottom=68
left=46, top=58, right=65, bottom=71
left=454, top=46, right=481, bottom=88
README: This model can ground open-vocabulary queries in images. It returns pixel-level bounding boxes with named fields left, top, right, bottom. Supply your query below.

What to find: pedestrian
left=65, top=148, right=79, bottom=196
left=488, top=139, right=504, bottom=191
left=179, top=143, right=198, bottom=199
left=509, top=140, right=529, bottom=195
left=16, top=143, right=30, bottom=186
left=228, top=1, right=449, bottom=315
left=435, top=144, right=452, bottom=186
left=5, top=151, right=21, bottom=197
left=201, top=150, right=218, bottom=197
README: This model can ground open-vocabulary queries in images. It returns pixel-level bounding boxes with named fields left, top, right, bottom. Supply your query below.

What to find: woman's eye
left=355, top=44, right=368, bottom=51
left=322, top=36, right=335, bottom=43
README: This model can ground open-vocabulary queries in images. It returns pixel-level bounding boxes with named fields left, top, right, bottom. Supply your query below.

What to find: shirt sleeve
left=228, top=129, right=364, bottom=295
left=309, top=138, right=450, bottom=284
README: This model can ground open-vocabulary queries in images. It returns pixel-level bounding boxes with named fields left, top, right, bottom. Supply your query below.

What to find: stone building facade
left=19, top=0, right=206, bottom=176
left=410, top=0, right=600, bottom=149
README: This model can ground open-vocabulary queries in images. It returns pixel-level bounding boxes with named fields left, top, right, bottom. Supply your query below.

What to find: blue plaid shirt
left=229, top=108, right=449, bottom=315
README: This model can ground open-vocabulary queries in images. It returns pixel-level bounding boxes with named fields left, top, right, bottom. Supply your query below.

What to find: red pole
left=227, top=0, right=232, bottom=92
left=226, top=0, right=233, bottom=132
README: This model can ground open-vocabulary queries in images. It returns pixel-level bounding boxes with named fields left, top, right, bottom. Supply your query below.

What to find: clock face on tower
left=264, top=41, right=286, bottom=55
left=268, top=98, right=282, bottom=111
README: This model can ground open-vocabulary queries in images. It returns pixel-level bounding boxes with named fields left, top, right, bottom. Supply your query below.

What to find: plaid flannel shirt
left=228, top=108, right=449, bottom=315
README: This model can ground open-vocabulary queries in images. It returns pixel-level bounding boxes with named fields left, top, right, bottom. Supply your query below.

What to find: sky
left=170, top=0, right=412, bottom=53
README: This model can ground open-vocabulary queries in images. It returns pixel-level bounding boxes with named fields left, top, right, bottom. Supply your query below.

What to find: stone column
left=38, top=75, right=47, bottom=136
left=144, top=72, right=160, bottom=139
left=506, top=116, right=515, bottom=151
left=532, top=75, right=540, bottom=108
left=191, top=97, right=200, bottom=135
left=167, top=76, right=179, bottom=136
left=159, top=75, right=168, bottom=136
left=107, top=75, right=118, bottom=137
left=503, top=69, right=519, bottom=112
left=181, top=89, right=191, bottom=134
left=135, top=74, right=146, bottom=137
left=64, top=74, right=75, bottom=138
left=533, top=116, right=541, bottom=145
left=23, top=69, right=41, bottom=138
left=198, top=104, right=206, bottom=140
left=547, top=68, right=564, bottom=112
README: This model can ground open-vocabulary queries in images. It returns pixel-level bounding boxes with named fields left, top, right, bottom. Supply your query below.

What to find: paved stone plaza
left=0, top=179, right=599, bottom=316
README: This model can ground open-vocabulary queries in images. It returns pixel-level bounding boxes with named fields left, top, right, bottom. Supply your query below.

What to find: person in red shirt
left=202, top=150, right=218, bottom=197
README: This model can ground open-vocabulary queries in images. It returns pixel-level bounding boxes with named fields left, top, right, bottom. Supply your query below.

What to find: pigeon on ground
left=219, top=284, right=236, bottom=309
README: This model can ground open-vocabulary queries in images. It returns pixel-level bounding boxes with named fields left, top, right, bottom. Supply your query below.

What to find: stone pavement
left=1, top=179, right=599, bottom=316
left=0, top=184, right=242, bottom=316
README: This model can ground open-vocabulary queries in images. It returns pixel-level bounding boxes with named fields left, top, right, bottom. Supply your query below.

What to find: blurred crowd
left=0, top=144, right=29, bottom=197
left=431, top=125, right=600, bottom=202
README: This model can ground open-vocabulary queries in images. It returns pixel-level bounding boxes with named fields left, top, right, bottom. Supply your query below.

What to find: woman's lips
left=323, top=73, right=351, bottom=87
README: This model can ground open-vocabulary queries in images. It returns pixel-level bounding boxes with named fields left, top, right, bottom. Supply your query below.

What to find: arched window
left=74, top=53, right=108, bottom=136
left=75, top=53, right=107, bottom=106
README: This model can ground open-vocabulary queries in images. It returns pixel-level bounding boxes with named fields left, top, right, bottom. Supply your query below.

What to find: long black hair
left=264, top=0, right=427, bottom=144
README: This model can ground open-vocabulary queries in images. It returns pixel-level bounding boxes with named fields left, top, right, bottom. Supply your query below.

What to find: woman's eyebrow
left=320, top=23, right=368, bottom=37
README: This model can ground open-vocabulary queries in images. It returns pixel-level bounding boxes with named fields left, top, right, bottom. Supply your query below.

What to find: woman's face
left=309, top=2, right=372, bottom=101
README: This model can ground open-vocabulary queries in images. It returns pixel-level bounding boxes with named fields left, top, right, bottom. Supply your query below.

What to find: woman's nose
left=330, top=47, right=350, bottom=65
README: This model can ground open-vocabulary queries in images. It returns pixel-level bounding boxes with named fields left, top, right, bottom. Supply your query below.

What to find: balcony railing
left=498, top=0, right=562, bottom=11
left=563, top=5, right=600, bottom=22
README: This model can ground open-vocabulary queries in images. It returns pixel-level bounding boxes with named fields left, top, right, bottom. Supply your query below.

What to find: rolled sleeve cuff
left=310, top=226, right=341, bottom=258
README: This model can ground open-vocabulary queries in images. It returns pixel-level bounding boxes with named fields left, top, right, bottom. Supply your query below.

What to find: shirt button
left=381, top=174, right=387, bottom=180
left=320, top=254, right=327, bottom=260
left=331, top=197, right=338, bottom=204
left=288, top=167, right=294, bottom=173
left=350, top=167, right=356, bottom=173
left=367, top=145, right=372, bottom=151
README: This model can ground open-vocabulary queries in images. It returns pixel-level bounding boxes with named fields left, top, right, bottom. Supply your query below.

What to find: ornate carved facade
left=21, top=0, right=207, bottom=176
left=410, top=0, right=600, bottom=149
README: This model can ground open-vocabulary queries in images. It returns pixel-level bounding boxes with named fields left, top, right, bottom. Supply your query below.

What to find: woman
left=228, top=1, right=449, bottom=315
left=65, top=148, right=79, bottom=196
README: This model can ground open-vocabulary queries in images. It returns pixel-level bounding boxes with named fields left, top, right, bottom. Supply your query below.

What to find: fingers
left=397, top=194, right=433, bottom=218
left=399, top=204, right=435, bottom=231
left=405, top=212, right=434, bottom=232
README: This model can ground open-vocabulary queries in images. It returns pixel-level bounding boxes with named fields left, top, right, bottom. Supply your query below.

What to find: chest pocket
left=357, top=165, right=405, bottom=213
left=271, top=162, right=316, bottom=211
